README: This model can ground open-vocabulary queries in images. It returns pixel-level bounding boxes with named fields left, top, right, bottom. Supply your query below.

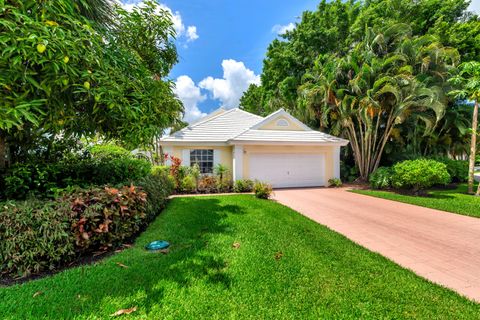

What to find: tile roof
left=230, top=129, right=348, bottom=144
left=160, top=108, right=348, bottom=145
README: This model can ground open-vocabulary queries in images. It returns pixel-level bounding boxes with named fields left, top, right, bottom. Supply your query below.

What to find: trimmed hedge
left=2, top=157, right=152, bottom=200
left=59, top=185, right=148, bottom=253
left=0, top=200, right=74, bottom=277
left=1, top=177, right=172, bottom=277
left=136, top=171, right=174, bottom=221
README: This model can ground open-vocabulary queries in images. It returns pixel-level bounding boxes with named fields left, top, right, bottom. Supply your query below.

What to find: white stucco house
left=160, top=108, right=349, bottom=188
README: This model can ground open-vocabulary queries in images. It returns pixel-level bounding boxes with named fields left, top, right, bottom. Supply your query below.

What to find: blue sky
left=121, top=0, right=480, bottom=122
left=121, top=0, right=318, bottom=121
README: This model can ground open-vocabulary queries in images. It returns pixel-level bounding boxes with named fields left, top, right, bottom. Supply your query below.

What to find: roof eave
left=228, top=140, right=349, bottom=146
left=160, top=140, right=229, bottom=146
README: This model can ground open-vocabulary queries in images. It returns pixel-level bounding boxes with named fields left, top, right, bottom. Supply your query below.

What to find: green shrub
left=432, top=157, right=468, bottom=182
left=136, top=171, right=174, bottom=221
left=217, top=177, right=233, bottom=193
left=152, top=165, right=170, bottom=176
left=340, top=161, right=359, bottom=182
left=234, top=179, right=254, bottom=192
left=391, top=159, right=450, bottom=191
left=369, top=167, right=394, bottom=189
left=181, top=175, right=197, bottom=193
left=93, top=157, right=151, bottom=185
left=3, top=156, right=152, bottom=200
left=253, top=181, right=273, bottom=199
left=88, top=144, right=131, bottom=159
left=3, top=163, right=59, bottom=199
left=0, top=200, right=75, bottom=277
left=0, top=181, right=171, bottom=277
left=328, top=178, right=342, bottom=187
left=188, top=164, right=201, bottom=189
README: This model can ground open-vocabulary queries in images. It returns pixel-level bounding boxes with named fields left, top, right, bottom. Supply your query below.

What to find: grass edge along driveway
left=0, top=195, right=478, bottom=319
left=351, top=183, right=480, bottom=219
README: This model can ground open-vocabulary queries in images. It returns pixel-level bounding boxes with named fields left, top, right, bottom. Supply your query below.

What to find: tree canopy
left=0, top=0, right=183, bottom=165
left=241, top=0, right=480, bottom=177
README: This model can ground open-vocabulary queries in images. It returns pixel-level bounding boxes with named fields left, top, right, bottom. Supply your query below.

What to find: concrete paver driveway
left=273, top=187, right=480, bottom=302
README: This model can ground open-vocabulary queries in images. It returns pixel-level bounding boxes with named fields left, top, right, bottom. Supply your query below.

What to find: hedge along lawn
left=1, top=196, right=479, bottom=319
left=351, top=183, right=480, bottom=219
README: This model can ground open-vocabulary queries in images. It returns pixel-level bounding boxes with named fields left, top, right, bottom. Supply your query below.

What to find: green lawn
left=0, top=195, right=478, bottom=319
left=352, top=184, right=480, bottom=219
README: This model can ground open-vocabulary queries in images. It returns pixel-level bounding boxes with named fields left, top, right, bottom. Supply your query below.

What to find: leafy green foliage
left=136, top=171, right=174, bottom=221
left=180, top=175, right=197, bottom=193
left=253, top=181, right=273, bottom=199
left=151, top=165, right=170, bottom=177
left=214, top=164, right=230, bottom=182
left=88, top=144, right=131, bottom=159
left=298, top=25, right=458, bottom=179
left=432, top=158, right=468, bottom=182
left=233, top=179, right=254, bottom=193
left=0, top=0, right=182, bottom=154
left=241, top=0, right=479, bottom=177
left=2, top=155, right=151, bottom=199
left=340, top=161, right=359, bottom=182
left=369, top=167, right=394, bottom=189
left=3, top=163, right=58, bottom=199
left=328, top=178, right=342, bottom=187
left=391, top=159, right=451, bottom=191
left=0, top=199, right=74, bottom=277
left=0, top=181, right=168, bottom=277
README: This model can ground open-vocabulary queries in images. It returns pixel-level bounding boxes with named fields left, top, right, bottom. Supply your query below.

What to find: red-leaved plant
left=65, top=185, right=147, bottom=252
left=164, top=153, right=182, bottom=189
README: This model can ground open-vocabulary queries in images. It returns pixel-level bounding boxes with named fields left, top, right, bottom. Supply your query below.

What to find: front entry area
left=248, top=153, right=325, bottom=188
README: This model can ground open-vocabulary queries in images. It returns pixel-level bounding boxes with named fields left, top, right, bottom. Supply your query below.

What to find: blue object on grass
left=145, top=240, right=170, bottom=251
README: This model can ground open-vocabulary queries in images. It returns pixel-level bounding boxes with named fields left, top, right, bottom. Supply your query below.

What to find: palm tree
left=298, top=24, right=458, bottom=180
left=449, top=61, right=480, bottom=194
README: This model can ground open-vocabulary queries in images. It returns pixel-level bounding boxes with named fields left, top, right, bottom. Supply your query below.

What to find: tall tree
left=449, top=61, right=480, bottom=194
left=73, top=0, right=114, bottom=26
left=298, top=25, right=459, bottom=179
left=0, top=0, right=183, bottom=166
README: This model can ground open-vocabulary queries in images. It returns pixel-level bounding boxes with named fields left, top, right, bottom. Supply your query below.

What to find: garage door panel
left=248, top=153, right=325, bottom=188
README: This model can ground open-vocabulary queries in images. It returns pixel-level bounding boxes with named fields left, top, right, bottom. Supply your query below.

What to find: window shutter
left=213, top=149, right=220, bottom=167
left=182, top=149, right=190, bottom=166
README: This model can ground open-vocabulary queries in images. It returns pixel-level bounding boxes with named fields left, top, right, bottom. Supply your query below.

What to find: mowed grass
left=352, top=183, right=480, bottom=219
left=0, top=195, right=478, bottom=319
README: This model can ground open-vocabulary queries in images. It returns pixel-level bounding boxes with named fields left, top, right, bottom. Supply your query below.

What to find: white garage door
left=249, top=153, right=325, bottom=188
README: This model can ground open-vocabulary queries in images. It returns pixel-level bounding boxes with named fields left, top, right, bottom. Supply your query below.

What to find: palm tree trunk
left=0, top=133, right=6, bottom=169
left=468, top=100, right=478, bottom=194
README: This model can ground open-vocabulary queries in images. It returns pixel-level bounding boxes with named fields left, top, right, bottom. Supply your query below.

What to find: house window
left=190, top=149, right=214, bottom=173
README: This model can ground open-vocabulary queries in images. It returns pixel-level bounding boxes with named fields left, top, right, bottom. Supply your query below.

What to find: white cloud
left=120, top=1, right=198, bottom=42
left=186, top=26, right=199, bottom=42
left=469, top=0, right=480, bottom=13
left=272, top=22, right=295, bottom=35
left=199, top=59, right=260, bottom=109
left=174, top=75, right=207, bottom=123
